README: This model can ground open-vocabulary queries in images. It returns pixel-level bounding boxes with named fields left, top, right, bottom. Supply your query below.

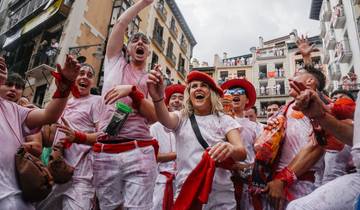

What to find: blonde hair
left=182, top=83, right=224, bottom=117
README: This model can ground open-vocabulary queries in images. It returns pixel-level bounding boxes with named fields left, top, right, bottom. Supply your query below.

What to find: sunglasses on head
left=130, top=33, right=149, bottom=44
left=224, top=88, right=246, bottom=95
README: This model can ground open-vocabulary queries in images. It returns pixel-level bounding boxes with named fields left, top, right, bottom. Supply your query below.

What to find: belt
left=93, top=139, right=159, bottom=158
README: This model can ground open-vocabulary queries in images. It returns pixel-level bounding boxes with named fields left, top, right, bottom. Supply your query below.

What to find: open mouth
left=136, top=48, right=145, bottom=55
left=195, top=92, right=205, bottom=100
left=78, top=81, right=89, bottom=88
left=6, top=92, right=15, bottom=99
left=232, top=97, right=240, bottom=102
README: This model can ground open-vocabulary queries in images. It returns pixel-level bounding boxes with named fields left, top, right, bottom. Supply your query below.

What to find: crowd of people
left=0, top=0, right=359, bottom=209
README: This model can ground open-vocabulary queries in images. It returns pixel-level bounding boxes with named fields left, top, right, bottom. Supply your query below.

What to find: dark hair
left=330, top=89, right=355, bottom=101
left=303, top=65, right=326, bottom=91
left=80, top=63, right=95, bottom=74
left=268, top=101, right=281, bottom=108
left=250, top=106, right=257, bottom=114
left=5, top=73, right=25, bottom=90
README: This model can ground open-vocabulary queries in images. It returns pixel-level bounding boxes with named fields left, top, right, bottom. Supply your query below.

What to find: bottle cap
left=115, top=102, right=132, bottom=114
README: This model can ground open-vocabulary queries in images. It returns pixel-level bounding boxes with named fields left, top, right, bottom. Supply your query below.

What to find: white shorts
left=36, top=179, right=95, bottom=210
left=0, top=194, right=34, bottom=210
left=287, top=172, right=360, bottom=210
left=92, top=146, right=157, bottom=210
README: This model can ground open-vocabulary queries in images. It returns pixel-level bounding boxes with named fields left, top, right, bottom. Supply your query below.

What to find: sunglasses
left=224, top=88, right=246, bottom=95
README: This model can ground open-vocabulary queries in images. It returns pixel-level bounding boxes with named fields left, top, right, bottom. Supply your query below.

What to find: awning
left=2, top=28, right=22, bottom=48
left=22, top=0, right=63, bottom=34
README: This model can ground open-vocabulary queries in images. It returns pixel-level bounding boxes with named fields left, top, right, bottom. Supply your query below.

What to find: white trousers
left=0, top=194, right=34, bottom=210
left=92, top=146, right=157, bottom=210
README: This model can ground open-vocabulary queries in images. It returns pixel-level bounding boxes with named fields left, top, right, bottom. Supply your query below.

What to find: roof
left=191, top=66, right=215, bottom=72
left=222, top=53, right=252, bottom=62
left=287, top=35, right=322, bottom=50
left=166, top=0, right=197, bottom=47
left=309, top=0, right=323, bottom=20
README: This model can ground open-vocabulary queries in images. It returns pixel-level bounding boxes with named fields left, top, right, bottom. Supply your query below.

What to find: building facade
left=310, top=0, right=360, bottom=96
left=0, top=0, right=196, bottom=107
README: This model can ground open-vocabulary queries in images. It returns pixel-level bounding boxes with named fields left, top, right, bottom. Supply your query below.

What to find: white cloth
left=234, top=117, right=257, bottom=164
left=37, top=95, right=100, bottom=210
left=322, top=145, right=352, bottom=184
left=92, top=147, right=157, bottom=210
left=0, top=98, right=37, bottom=209
left=171, top=112, right=241, bottom=208
left=286, top=92, right=360, bottom=210
left=150, top=122, right=176, bottom=210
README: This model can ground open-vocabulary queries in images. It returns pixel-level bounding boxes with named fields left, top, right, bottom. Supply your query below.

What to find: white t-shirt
left=54, top=95, right=101, bottom=180
left=99, top=55, right=152, bottom=140
left=351, top=92, right=360, bottom=169
left=171, top=112, right=242, bottom=193
left=0, top=98, right=38, bottom=200
left=150, top=122, right=176, bottom=184
left=277, top=104, right=323, bottom=172
left=235, top=117, right=257, bottom=164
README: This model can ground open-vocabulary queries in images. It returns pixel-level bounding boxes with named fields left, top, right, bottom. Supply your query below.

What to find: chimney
left=214, top=54, right=221, bottom=67
left=259, top=36, right=264, bottom=48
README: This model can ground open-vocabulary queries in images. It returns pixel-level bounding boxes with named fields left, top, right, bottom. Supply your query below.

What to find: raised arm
left=147, top=65, right=179, bottom=129
left=106, top=0, right=154, bottom=59
left=0, top=57, right=7, bottom=85
left=296, top=35, right=316, bottom=66
left=25, top=55, right=80, bottom=129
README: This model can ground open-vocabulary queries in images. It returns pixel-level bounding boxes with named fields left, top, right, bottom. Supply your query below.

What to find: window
left=170, top=17, right=176, bottom=30
left=237, top=70, right=246, bottom=78
left=259, top=65, right=267, bottom=79
left=259, top=81, right=269, bottom=95
left=150, top=52, right=158, bottom=69
left=111, top=0, right=140, bottom=38
left=220, top=71, right=228, bottom=81
left=275, top=80, right=285, bottom=95
left=33, top=84, right=47, bottom=107
left=275, top=63, right=284, bottom=78
left=178, top=54, right=185, bottom=72
left=153, top=19, right=164, bottom=44
left=166, top=38, right=174, bottom=57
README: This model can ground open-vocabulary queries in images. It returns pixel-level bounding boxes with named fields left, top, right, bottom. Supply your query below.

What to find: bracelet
left=152, top=97, right=164, bottom=103
left=128, top=86, right=145, bottom=109
left=51, top=71, right=80, bottom=98
left=74, top=131, right=87, bottom=144
left=274, top=167, right=297, bottom=187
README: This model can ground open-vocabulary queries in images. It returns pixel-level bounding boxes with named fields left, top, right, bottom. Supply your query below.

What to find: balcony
left=258, top=72, right=268, bottom=80
left=320, top=22, right=326, bottom=38
left=257, top=87, right=289, bottom=98
left=154, top=2, right=167, bottom=22
left=325, top=29, right=336, bottom=50
left=166, top=52, right=176, bottom=67
left=7, top=0, right=50, bottom=31
left=322, top=0, right=332, bottom=22
left=331, top=5, right=346, bottom=29
left=336, top=39, right=352, bottom=64
left=180, top=41, right=188, bottom=54
left=256, top=47, right=286, bottom=60
left=151, top=35, right=165, bottom=52
left=177, top=68, right=186, bottom=79
left=169, top=26, right=178, bottom=40
left=322, top=50, right=330, bottom=64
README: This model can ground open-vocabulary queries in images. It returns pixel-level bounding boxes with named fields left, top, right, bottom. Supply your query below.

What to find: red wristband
left=274, top=167, right=297, bottom=187
left=74, top=131, right=87, bottom=144
left=51, top=71, right=80, bottom=98
left=128, top=86, right=145, bottom=109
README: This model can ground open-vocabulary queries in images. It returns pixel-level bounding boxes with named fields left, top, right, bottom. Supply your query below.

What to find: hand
left=147, top=64, right=165, bottom=101
left=104, top=85, right=133, bottom=105
left=141, top=0, right=154, bottom=5
left=264, top=116, right=282, bottom=131
left=290, top=81, right=327, bottom=119
left=0, top=57, right=8, bottom=85
left=263, top=179, right=286, bottom=210
left=296, top=35, right=316, bottom=57
left=56, top=55, right=80, bottom=82
left=56, top=117, right=76, bottom=143
left=208, top=142, right=234, bottom=162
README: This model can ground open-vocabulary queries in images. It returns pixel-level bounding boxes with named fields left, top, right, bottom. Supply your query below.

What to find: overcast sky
left=176, top=0, right=320, bottom=65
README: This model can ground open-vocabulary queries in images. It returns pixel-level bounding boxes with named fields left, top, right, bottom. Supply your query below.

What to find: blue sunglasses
left=224, top=88, right=246, bottom=95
